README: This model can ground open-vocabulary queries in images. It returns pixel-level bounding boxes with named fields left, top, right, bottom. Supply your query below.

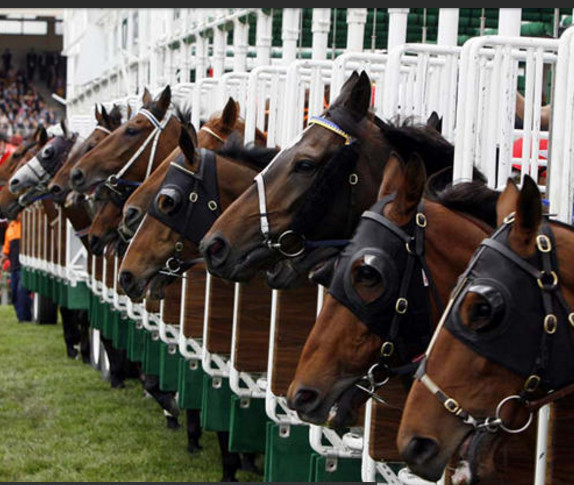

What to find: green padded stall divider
left=21, top=267, right=30, bottom=291
left=49, top=276, right=58, bottom=303
left=101, top=304, right=113, bottom=340
left=159, top=341, right=180, bottom=392
left=89, top=293, right=101, bottom=330
left=142, top=330, right=161, bottom=376
left=229, top=395, right=269, bottom=454
left=264, top=422, right=314, bottom=482
left=127, top=320, right=145, bottom=363
left=39, top=271, right=49, bottom=298
left=112, top=313, right=128, bottom=351
left=177, top=357, right=204, bottom=410
left=57, top=279, right=68, bottom=308
left=66, top=282, right=90, bottom=310
left=308, top=454, right=362, bottom=482
left=200, top=375, right=232, bottom=432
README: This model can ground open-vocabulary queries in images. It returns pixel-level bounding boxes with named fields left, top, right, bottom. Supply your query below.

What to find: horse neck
left=215, top=154, right=259, bottom=210
left=62, top=202, right=92, bottom=250
left=41, top=198, right=58, bottom=222
left=423, top=201, right=493, bottom=318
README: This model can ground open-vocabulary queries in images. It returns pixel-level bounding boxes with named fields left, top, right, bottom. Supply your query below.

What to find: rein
left=253, top=114, right=358, bottom=258
left=415, top=214, right=574, bottom=435
left=104, top=108, right=173, bottom=192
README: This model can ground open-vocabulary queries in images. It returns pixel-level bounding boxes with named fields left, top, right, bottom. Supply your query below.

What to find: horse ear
left=341, top=71, right=371, bottom=120
left=395, top=153, right=427, bottom=216
left=100, top=104, right=111, bottom=127
left=154, top=85, right=171, bottom=118
left=179, top=126, right=196, bottom=162
left=377, top=151, right=405, bottom=199
left=221, top=97, right=239, bottom=129
left=496, top=178, right=520, bottom=227
left=426, top=111, right=442, bottom=133
left=94, top=104, right=103, bottom=125
left=184, top=122, right=198, bottom=148
left=60, top=119, right=70, bottom=139
left=36, top=125, right=48, bottom=146
left=142, top=87, right=153, bottom=106
left=510, top=175, right=542, bottom=252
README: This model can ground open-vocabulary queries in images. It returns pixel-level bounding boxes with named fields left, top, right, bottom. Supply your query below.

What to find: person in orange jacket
left=0, top=214, right=31, bottom=322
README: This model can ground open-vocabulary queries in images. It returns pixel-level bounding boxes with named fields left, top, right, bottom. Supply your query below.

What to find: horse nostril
left=291, top=387, right=320, bottom=413
left=119, top=271, right=135, bottom=292
left=202, top=236, right=230, bottom=268
left=401, top=437, right=440, bottom=467
left=9, top=179, right=19, bottom=192
left=70, top=168, right=85, bottom=187
left=89, top=235, right=103, bottom=255
left=124, top=206, right=142, bottom=229
left=50, top=184, right=62, bottom=194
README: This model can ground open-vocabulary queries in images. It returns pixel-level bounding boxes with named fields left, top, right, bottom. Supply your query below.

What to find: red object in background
left=512, top=137, right=548, bottom=175
left=2, top=258, right=10, bottom=272
left=0, top=142, right=16, bottom=166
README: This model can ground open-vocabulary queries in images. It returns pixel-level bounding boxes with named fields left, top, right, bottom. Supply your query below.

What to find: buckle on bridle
left=107, top=175, right=119, bottom=188
left=524, top=374, right=541, bottom=392
left=495, top=395, right=533, bottom=434
left=536, top=234, right=552, bottom=253
left=543, top=314, right=558, bottom=334
left=537, top=270, right=558, bottom=290
left=416, top=213, right=427, bottom=228
left=503, top=212, right=516, bottom=224
left=444, top=398, right=461, bottom=414
left=395, top=297, right=408, bottom=314
left=165, top=257, right=181, bottom=274
left=380, top=341, right=394, bottom=357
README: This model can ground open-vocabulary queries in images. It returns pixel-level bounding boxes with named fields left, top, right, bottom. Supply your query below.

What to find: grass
left=0, top=305, right=262, bottom=482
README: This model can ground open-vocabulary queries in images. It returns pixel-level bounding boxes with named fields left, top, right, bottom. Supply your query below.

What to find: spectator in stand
left=0, top=132, right=16, bottom=166
left=26, top=48, right=38, bottom=82
left=0, top=214, right=32, bottom=322
left=2, top=48, right=12, bottom=76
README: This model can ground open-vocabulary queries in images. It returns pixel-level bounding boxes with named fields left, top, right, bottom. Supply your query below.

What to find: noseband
left=104, top=108, right=173, bottom=194
left=253, top=112, right=359, bottom=258
left=147, top=148, right=221, bottom=275
left=416, top=214, right=574, bottom=434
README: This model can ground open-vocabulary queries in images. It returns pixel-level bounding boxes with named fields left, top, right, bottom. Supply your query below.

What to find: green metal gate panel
left=228, top=395, right=269, bottom=454
left=159, top=341, right=180, bottom=392
left=200, top=375, right=232, bottom=432
left=264, top=422, right=313, bottom=482
left=177, top=357, right=204, bottom=410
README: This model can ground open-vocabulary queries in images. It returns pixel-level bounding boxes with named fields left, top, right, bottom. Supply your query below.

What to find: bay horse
left=69, top=85, right=176, bottom=194
left=117, top=120, right=277, bottom=483
left=200, top=71, right=453, bottom=285
left=398, top=175, right=574, bottom=484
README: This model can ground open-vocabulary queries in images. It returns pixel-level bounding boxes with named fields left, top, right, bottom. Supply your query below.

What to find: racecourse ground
left=0, top=305, right=262, bottom=482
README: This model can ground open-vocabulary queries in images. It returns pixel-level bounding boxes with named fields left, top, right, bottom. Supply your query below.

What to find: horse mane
left=432, top=179, right=500, bottom=229
left=216, top=133, right=279, bottom=171
left=375, top=115, right=454, bottom=175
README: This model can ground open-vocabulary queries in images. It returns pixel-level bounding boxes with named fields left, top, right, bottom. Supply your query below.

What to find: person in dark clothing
left=2, top=48, right=12, bottom=76
left=26, top=49, right=38, bottom=82
left=0, top=214, right=32, bottom=322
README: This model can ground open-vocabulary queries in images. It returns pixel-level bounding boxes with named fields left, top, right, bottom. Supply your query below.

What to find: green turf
left=0, top=305, right=262, bottom=482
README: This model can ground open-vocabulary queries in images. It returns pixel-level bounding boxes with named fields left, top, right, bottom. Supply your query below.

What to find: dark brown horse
left=200, top=71, right=453, bottom=285
left=398, top=176, right=574, bottom=484
left=118, top=97, right=267, bottom=240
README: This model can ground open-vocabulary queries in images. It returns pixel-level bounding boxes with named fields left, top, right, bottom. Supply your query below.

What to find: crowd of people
left=0, top=48, right=63, bottom=143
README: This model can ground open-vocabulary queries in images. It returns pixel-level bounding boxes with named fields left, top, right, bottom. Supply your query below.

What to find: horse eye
left=156, top=190, right=181, bottom=215
left=351, top=256, right=385, bottom=304
left=125, top=126, right=139, bottom=136
left=42, top=146, right=54, bottom=158
left=293, top=160, right=317, bottom=174
left=354, top=265, right=382, bottom=287
left=462, top=287, right=505, bottom=333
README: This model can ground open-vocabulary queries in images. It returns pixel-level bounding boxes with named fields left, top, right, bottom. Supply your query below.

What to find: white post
left=281, top=8, right=301, bottom=64
left=195, top=35, right=208, bottom=80
left=387, top=8, right=409, bottom=50
left=498, top=8, right=522, bottom=37
left=233, top=18, right=249, bottom=72
left=256, top=9, right=273, bottom=67
left=346, top=8, right=368, bottom=52
left=437, top=8, right=460, bottom=46
left=212, top=27, right=226, bottom=78
left=311, top=8, right=331, bottom=60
